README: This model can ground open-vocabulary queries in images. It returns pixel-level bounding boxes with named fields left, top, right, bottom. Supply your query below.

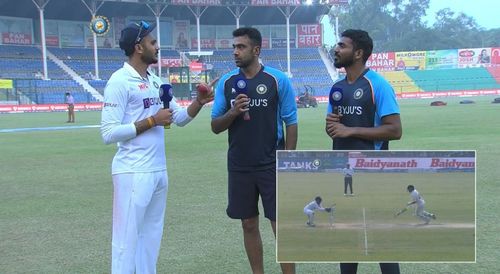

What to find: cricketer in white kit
left=101, top=20, right=213, bottom=274
left=407, top=185, right=436, bottom=224
left=303, top=196, right=332, bottom=227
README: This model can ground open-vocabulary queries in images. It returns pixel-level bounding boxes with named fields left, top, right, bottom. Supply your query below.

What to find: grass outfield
left=0, top=95, right=499, bottom=273
left=277, top=172, right=475, bottom=262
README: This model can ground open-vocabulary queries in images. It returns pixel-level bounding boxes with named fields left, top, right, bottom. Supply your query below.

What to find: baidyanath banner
left=350, top=158, right=475, bottom=170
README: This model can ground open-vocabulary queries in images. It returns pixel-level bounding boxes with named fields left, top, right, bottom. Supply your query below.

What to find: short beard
left=334, top=58, right=354, bottom=69
left=141, top=54, right=158, bottom=65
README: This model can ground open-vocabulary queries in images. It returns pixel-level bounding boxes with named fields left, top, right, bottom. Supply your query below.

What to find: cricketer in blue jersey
left=326, top=30, right=402, bottom=151
left=326, top=29, right=402, bottom=274
left=211, top=27, right=297, bottom=274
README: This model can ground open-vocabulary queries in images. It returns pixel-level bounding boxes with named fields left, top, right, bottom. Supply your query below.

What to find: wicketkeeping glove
left=325, top=207, right=332, bottom=213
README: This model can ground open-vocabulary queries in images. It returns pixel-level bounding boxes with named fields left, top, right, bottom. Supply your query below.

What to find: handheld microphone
left=159, top=84, right=173, bottom=129
left=329, top=87, right=343, bottom=115
left=234, top=77, right=250, bottom=121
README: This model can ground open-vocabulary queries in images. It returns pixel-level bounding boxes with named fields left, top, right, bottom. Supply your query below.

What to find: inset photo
left=276, top=150, right=475, bottom=263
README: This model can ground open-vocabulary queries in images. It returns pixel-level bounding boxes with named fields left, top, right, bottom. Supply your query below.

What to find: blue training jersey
left=327, top=69, right=400, bottom=150
left=212, top=66, right=297, bottom=171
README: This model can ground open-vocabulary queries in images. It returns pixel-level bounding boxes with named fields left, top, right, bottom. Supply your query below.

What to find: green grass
left=0, top=95, right=499, bottom=273
left=277, top=172, right=474, bottom=262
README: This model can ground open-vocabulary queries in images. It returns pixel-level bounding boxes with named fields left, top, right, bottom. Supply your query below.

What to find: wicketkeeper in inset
left=407, top=185, right=436, bottom=224
left=303, top=196, right=334, bottom=227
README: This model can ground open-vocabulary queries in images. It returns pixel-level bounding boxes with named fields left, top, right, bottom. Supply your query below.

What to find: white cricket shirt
left=304, top=200, right=325, bottom=212
left=410, top=189, right=425, bottom=206
left=101, top=62, right=192, bottom=174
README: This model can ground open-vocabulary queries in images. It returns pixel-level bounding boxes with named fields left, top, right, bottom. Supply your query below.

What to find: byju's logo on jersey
left=354, top=88, right=364, bottom=100
left=143, top=97, right=162, bottom=109
left=256, top=84, right=267, bottom=95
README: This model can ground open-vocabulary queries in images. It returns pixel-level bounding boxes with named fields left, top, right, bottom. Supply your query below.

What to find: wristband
left=147, top=117, right=155, bottom=128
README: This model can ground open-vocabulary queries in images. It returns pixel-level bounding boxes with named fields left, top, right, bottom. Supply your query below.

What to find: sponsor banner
left=278, top=160, right=321, bottom=170
left=492, top=47, right=500, bottom=65
left=171, top=0, right=222, bottom=5
left=45, top=35, right=59, bottom=46
left=297, top=24, right=322, bottom=47
left=2, top=32, right=32, bottom=45
left=190, top=61, right=203, bottom=71
left=0, top=79, right=13, bottom=89
left=0, top=104, right=102, bottom=113
left=216, top=38, right=232, bottom=49
left=426, top=49, right=458, bottom=70
left=398, top=89, right=500, bottom=99
left=261, top=38, right=269, bottom=49
left=152, top=58, right=182, bottom=68
left=0, top=101, right=197, bottom=113
left=251, top=0, right=301, bottom=6
left=458, top=48, right=491, bottom=68
left=350, top=157, right=475, bottom=170
left=367, top=52, right=395, bottom=72
left=395, top=51, right=426, bottom=70
left=321, top=0, right=349, bottom=4
left=44, top=20, right=59, bottom=46
left=271, top=38, right=295, bottom=48
left=191, top=38, right=215, bottom=49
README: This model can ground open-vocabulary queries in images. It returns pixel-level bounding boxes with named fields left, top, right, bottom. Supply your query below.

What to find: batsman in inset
left=406, top=184, right=436, bottom=224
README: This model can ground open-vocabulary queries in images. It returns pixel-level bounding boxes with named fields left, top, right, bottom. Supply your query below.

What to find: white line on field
left=363, top=207, right=368, bottom=256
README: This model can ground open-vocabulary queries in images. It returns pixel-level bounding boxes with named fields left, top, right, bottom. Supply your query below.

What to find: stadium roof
left=1, top=0, right=330, bottom=25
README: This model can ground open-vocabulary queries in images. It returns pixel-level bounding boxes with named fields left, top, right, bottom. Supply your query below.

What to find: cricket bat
left=394, top=206, right=408, bottom=217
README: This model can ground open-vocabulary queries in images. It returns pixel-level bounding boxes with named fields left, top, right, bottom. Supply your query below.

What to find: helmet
left=407, top=185, right=415, bottom=192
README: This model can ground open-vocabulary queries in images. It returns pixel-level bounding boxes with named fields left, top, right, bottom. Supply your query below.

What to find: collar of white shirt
left=123, top=62, right=152, bottom=80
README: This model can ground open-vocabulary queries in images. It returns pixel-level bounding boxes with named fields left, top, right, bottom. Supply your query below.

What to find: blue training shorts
left=227, top=168, right=276, bottom=221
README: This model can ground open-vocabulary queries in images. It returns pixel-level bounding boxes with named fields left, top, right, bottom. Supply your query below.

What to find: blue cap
left=119, top=21, right=157, bottom=52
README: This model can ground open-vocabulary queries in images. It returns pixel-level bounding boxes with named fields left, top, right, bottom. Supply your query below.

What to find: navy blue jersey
left=212, top=66, right=297, bottom=171
left=327, top=69, right=400, bottom=150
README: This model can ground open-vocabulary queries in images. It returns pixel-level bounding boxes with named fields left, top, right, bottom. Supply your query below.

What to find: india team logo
left=237, top=79, right=246, bottom=89
left=90, top=16, right=110, bottom=36
left=354, top=88, right=364, bottom=100
left=331, top=90, right=342, bottom=102
left=256, top=84, right=268, bottom=95
left=313, top=159, right=321, bottom=167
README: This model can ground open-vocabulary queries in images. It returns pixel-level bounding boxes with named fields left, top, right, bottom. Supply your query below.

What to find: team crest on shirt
left=256, top=84, right=267, bottom=95
left=237, top=79, right=246, bottom=89
left=153, top=81, right=159, bottom=89
left=354, top=88, right=364, bottom=99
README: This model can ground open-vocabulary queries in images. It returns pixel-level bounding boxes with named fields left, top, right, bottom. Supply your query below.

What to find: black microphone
left=234, top=77, right=250, bottom=120
left=329, top=87, right=343, bottom=115
left=159, top=84, right=173, bottom=129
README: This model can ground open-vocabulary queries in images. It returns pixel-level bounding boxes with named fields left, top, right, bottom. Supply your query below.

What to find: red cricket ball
left=197, top=83, right=209, bottom=93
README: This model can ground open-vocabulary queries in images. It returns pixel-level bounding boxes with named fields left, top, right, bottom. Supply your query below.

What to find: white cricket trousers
left=304, top=209, right=315, bottom=223
left=112, top=171, right=168, bottom=274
